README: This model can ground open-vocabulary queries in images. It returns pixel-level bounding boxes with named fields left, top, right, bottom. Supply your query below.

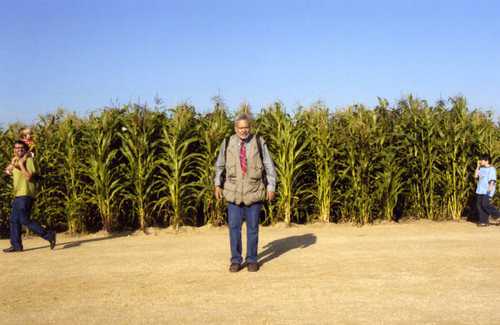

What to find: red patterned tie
left=240, top=141, right=247, bottom=175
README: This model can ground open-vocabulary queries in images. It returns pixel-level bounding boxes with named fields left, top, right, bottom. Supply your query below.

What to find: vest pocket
left=249, top=166, right=263, bottom=180
left=222, top=181, right=237, bottom=204
left=226, top=164, right=237, bottom=180
left=223, top=180, right=237, bottom=191
left=244, top=180, right=266, bottom=204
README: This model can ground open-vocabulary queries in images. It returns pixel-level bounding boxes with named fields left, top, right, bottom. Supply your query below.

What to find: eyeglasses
left=14, top=146, right=25, bottom=150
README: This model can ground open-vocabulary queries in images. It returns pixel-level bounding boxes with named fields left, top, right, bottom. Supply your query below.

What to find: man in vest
left=3, top=141, right=56, bottom=253
left=214, top=114, right=277, bottom=272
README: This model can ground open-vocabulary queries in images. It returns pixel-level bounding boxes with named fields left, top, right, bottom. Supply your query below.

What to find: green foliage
left=372, top=98, right=405, bottom=221
left=118, top=104, right=164, bottom=230
left=195, top=96, right=232, bottom=226
left=80, top=109, right=123, bottom=232
left=156, top=103, right=201, bottom=229
left=301, top=102, right=339, bottom=222
left=34, top=109, right=88, bottom=233
left=0, top=94, right=497, bottom=236
left=257, top=102, right=310, bottom=225
left=439, top=97, right=476, bottom=220
left=0, top=127, right=15, bottom=236
left=336, top=104, right=380, bottom=224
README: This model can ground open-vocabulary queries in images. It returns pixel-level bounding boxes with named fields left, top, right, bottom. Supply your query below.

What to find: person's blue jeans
left=228, top=202, right=261, bottom=264
left=10, top=196, right=54, bottom=249
left=477, top=194, right=500, bottom=224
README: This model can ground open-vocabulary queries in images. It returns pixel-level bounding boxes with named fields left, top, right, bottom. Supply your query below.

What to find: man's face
left=13, top=144, right=26, bottom=158
left=235, top=119, right=250, bottom=140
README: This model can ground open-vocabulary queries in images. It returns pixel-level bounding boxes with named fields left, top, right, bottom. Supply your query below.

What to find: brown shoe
left=229, top=263, right=241, bottom=272
left=478, top=223, right=489, bottom=227
left=247, top=262, right=260, bottom=272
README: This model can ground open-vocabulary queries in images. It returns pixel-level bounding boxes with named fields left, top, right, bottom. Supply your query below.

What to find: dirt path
left=1, top=220, right=499, bottom=324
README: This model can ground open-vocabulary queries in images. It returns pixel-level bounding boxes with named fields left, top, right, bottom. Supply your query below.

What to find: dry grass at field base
left=1, top=220, right=499, bottom=324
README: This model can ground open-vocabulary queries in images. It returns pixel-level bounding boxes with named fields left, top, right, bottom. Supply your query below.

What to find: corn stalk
left=439, top=96, right=476, bottom=220
left=81, top=110, right=123, bottom=232
left=118, top=104, right=163, bottom=230
left=156, top=104, right=201, bottom=229
left=0, top=127, right=16, bottom=236
left=302, top=102, right=339, bottom=222
left=337, top=104, right=378, bottom=224
left=195, top=96, right=232, bottom=226
left=372, top=98, right=405, bottom=221
left=257, top=102, right=309, bottom=225
left=398, top=96, right=444, bottom=219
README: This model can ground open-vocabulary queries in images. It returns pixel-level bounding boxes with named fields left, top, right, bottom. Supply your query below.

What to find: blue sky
left=1, top=0, right=499, bottom=125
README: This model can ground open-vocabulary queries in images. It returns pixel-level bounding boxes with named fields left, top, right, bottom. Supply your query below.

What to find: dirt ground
left=0, top=220, right=499, bottom=324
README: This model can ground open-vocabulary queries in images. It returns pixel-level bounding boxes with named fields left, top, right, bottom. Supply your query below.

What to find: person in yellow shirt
left=3, top=141, right=56, bottom=252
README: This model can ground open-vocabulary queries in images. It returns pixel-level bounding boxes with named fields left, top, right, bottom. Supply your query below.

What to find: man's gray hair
left=234, top=113, right=251, bottom=126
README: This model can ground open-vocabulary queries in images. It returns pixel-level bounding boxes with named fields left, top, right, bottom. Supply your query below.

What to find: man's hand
left=9, top=157, right=18, bottom=170
left=19, top=155, right=28, bottom=165
left=267, top=191, right=275, bottom=202
left=214, top=186, right=223, bottom=201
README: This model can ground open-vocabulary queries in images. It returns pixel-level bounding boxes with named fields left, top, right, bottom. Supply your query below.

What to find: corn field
left=1, top=95, right=499, bottom=236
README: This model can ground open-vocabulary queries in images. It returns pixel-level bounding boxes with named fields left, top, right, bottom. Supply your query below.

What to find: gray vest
left=222, top=134, right=266, bottom=205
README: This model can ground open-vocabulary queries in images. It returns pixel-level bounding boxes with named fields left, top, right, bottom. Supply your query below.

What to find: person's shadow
left=258, top=233, right=316, bottom=265
left=21, top=232, right=130, bottom=252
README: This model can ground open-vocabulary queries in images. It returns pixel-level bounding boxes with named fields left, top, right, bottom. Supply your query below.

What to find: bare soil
left=1, top=220, right=499, bottom=324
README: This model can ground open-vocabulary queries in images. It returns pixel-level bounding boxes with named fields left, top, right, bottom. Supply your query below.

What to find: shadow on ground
left=20, top=232, right=130, bottom=252
left=258, top=233, right=316, bottom=265
left=60, top=233, right=130, bottom=250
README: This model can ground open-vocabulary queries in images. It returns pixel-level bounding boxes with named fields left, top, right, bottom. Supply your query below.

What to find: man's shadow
left=258, top=233, right=316, bottom=265
left=59, top=233, right=130, bottom=249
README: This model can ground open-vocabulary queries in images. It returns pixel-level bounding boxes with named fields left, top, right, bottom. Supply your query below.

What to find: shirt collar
left=237, top=134, right=253, bottom=145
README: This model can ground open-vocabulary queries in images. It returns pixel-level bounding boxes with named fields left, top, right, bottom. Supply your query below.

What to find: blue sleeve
left=489, top=167, right=497, bottom=182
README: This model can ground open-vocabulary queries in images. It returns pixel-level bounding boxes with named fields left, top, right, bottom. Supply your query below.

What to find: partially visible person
left=214, top=113, right=277, bottom=272
left=3, top=156, right=18, bottom=176
left=20, top=127, right=36, bottom=157
left=3, top=141, right=56, bottom=252
left=474, top=153, right=500, bottom=227
left=3, top=127, right=36, bottom=176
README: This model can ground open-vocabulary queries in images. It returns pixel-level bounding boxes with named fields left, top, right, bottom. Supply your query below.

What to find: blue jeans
left=477, top=194, right=500, bottom=224
left=228, top=202, right=261, bottom=264
left=10, top=196, right=54, bottom=249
